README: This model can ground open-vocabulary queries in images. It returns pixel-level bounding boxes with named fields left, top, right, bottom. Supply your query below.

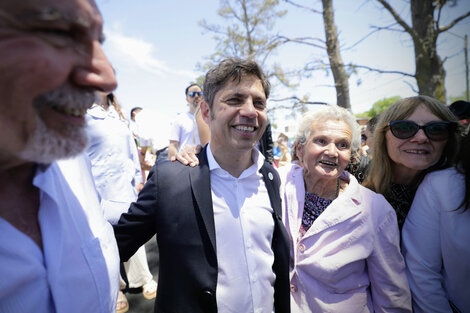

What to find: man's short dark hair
left=130, top=107, right=143, bottom=120
left=367, top=114, right=380, bottom=133
left=203, top=58, right=270, bottom=109
left=449, top=100, right=470, bottom=120
left=185, top=83, right=202, bottom=96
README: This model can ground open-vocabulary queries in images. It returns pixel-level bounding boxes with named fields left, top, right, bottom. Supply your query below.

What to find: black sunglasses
left=188, top=91, right=203, bottom=97
left=389, top=120, right=457, bottom=141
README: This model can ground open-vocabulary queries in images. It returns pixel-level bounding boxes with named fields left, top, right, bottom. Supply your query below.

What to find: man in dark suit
left=114, top=58, right=290, bottom=313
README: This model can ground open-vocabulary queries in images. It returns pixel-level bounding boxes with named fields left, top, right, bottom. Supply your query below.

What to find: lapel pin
left=268, top=172, right=274, bottom=180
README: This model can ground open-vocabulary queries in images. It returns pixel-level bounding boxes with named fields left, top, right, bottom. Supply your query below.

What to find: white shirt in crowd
left=169, top=111, right=200, bottom=150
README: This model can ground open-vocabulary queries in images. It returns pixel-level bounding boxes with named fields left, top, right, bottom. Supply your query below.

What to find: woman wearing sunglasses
left=363, top=95, right=459, bottom=231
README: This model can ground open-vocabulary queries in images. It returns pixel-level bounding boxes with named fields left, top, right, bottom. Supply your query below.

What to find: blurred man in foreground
left=0, top=0, right=120, bottom=311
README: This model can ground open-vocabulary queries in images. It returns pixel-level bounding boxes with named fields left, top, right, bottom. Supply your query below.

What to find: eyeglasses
left=188, top=91, right=203, bottom=97
left=389, top=120, right=457, bottom=141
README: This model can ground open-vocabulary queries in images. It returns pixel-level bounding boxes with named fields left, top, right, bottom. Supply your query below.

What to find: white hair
left=19, top=88, right=96, bottom=164
left=294, top=105, right=362, bottom=152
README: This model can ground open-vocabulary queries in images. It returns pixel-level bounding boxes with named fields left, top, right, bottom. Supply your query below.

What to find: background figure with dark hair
left=348, top=114, right=380, bottom=183
left=86, top=92, right=157, bottom=313
left=363, top=96, right=459, bottom=231
left=449, top=100, right=470, bottom=122
left=130, top=106, right=154, bottom=181
left=402, top=126, right=469, bottom=312
left=364, top=114, right=380, bottom=155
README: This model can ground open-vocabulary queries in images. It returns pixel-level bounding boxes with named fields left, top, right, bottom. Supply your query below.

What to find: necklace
left=334, top=178, right=340, bottom=199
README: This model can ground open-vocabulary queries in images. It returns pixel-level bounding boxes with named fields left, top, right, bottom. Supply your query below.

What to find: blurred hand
left=137, top=183, right=145, bottom=194
left=173, top=144, right=201, bottom=167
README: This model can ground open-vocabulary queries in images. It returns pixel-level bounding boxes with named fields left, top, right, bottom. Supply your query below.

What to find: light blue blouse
left=86, top=105, right=142, bottom=224
left=0, top=156, right=119, bottom=313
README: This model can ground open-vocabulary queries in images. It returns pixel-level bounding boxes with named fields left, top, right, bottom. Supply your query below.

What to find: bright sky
left=96, top=0, right=470, bottom=137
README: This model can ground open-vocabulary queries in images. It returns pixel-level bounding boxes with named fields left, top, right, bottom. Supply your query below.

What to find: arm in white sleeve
left=402, top=178, right=453, bottom=313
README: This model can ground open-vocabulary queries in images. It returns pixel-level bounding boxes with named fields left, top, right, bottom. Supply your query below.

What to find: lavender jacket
left=278, top=164, right=411, bottom=313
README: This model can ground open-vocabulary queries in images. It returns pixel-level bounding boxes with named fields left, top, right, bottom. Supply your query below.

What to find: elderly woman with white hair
left=278, top=105, right=411, bottom=312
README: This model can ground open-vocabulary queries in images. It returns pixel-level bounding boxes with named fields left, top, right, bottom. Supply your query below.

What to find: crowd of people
left=0, top=0, right=469, bottom=313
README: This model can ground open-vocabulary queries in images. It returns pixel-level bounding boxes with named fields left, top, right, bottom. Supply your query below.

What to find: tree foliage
left=198, top=0, right=291, bottom=86
left=356, top=96, right=401, bottom=118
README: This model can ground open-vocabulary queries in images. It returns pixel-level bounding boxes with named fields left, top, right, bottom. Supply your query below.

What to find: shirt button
left=251, top=274, right=257, bottom=282
left=298, top=243, right=306, bottom=253
left=290, top=284, right=298, bottom=293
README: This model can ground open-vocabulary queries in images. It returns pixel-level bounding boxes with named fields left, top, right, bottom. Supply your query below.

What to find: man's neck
left=210, top=145, right=254, bottom=178
left=0, top=162, right=43, bottom=249
left=189, top=105, right=197, bottom=115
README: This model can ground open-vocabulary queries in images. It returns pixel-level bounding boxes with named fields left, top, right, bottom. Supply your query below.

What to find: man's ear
left=201, top=100, right=211, bottom=124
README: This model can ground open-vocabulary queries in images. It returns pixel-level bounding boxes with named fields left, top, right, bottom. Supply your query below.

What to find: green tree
left=198, top=0, right=290, bottom=86
left=356, top=96, right=401, bottom=118
left=448, top=92, right=468, bottom=104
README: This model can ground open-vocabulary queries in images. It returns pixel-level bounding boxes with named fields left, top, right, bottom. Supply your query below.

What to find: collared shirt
left=0, top=155, right=120, bottom=313
left=403, top=167, right=470, bottom=313
left=206, top=144, right=276, bottom=313
left=86, top=104, right=142, bottom=224
left=169, top=111, right=200, bottom=150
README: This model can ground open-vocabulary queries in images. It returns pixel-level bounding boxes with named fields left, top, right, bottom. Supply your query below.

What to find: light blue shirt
left=403, top=167, right=470, bottom=313
left=86, top=105, right=142, bottom=223
left=0, top=155, right=120, bottom=313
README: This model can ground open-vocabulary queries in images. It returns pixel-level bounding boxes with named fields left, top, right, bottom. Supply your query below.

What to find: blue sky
left=96, top=0, right=470, bottom=135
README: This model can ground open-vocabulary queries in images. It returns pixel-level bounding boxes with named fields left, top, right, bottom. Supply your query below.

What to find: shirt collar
left=206, top=143, right=265, bottom=178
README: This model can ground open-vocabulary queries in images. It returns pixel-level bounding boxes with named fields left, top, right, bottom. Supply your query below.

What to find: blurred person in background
left=168, top=83, right=209, bottom=161
left=86, top=93, right=157, bottom=313
left=363, top=114, right=380, bottom=157
left=130, top=106, right=153, bottom=179
left=273, top=133, right=292, bottom=167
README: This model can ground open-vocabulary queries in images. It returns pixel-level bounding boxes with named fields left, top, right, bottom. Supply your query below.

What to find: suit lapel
left=259, top=164, right=282, bottom=217
left=190, top=146, right=217, bottom=253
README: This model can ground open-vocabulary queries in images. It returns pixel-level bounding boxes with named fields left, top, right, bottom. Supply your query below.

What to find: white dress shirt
left=207, top=144, right=275, bottom=313
left=0, top=155, right=120, bottom=313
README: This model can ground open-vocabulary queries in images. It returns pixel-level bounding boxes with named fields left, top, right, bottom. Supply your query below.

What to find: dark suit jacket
left=258, top=120, right=274, bottom=164
left=114, top=146, right=290, bottom=313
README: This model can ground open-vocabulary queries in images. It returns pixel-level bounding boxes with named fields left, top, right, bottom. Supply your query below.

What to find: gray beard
left=18, top=89, right=97, bottom=164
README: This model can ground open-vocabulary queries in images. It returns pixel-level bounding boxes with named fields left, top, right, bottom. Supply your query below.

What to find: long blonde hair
left=363, top=95, right=459, bottom=194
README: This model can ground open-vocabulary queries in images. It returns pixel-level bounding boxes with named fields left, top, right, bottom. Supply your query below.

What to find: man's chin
left=19, top=116, right=88, bottom=164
